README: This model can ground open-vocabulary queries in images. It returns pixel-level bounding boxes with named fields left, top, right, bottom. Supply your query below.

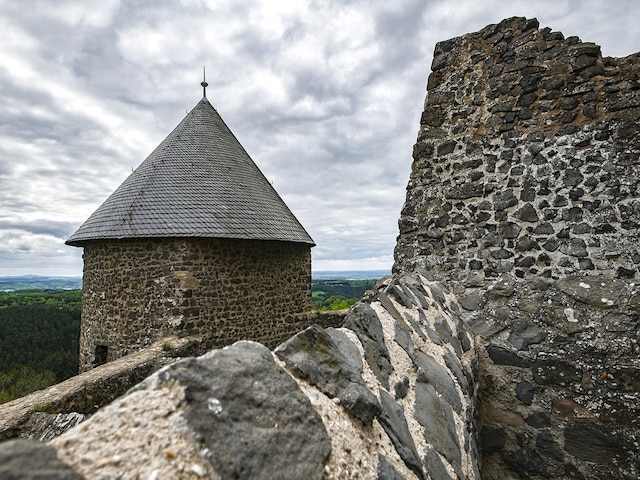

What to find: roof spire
left=201, top=66, right=208, bottom=98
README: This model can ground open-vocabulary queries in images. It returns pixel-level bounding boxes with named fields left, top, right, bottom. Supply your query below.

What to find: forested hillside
left=311, top=279, right=378, bottom=311
left=0, top=278, right=383, bottom=404
left=0, top=290, right=81, bottom=403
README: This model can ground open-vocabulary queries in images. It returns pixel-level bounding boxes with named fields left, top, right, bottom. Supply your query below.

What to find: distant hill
left=0, top=275, right=82, bottom=291
left=0, top=271, right=388, bottom=290
left=312, top=270, right=390, bottom=280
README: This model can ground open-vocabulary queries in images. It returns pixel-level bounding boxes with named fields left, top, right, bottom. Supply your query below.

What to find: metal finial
left=201, top=66, right=208, bottom=98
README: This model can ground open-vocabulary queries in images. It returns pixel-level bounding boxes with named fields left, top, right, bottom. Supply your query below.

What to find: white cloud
left=0, top=0, right=637, bottom=276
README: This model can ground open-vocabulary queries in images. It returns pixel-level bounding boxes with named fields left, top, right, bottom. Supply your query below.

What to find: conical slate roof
left=66, top=97, right=314, bottom=246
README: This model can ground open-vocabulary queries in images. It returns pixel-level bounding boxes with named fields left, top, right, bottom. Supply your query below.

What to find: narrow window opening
left=94, top=344, right=108, bottom=367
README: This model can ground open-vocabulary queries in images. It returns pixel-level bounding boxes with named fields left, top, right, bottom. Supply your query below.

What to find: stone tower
left=67, top=92, right=314, bottom=371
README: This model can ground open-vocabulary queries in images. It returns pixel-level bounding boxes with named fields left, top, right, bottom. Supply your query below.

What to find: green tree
left=0, top=365, right=57, bottom=404
left=319, top=295, right=357, bottom=311
left=0, top=290, right=81, bottom=404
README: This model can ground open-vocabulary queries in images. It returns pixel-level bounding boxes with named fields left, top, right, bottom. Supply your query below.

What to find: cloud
left=0, top=0, right=637, bottom=276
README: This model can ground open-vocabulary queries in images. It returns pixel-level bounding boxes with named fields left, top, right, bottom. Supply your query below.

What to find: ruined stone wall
left=0, top=336, right=199, bottom=441
left=79, top=237, right=312, bottom=370
left=394, top=17, right=639, bottom=480
left=395, top=16, right=640, bottom=282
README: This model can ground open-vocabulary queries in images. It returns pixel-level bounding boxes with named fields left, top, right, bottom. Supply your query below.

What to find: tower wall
left=79, top=237, right=312, bottom=371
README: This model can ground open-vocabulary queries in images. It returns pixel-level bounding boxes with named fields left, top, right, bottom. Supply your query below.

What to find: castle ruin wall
left=394, top=17, right=639, bottom=479
left=395, top=17, right=640, bottom=283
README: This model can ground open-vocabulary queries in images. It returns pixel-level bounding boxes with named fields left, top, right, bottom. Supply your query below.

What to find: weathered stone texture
left=469, top=274, right=639, bottom=479
left=0, top=336, right=199, bottom=441
left=395, top=16, right=640, bottom=283
left=0, top=439, right=83, bottom=480
left=79, top=237, right=312, bottom=370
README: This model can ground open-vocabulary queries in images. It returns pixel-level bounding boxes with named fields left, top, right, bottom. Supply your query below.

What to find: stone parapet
left=0, top=336, right=200, bottom=441
left=462, top=274, right=639, bottom=479
left=8, top=272, right=478, bottom=480
left=392, top=15, right=640, bottom=479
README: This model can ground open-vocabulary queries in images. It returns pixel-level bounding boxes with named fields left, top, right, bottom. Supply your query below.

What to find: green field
left=311, top=279, right=379, bottom=311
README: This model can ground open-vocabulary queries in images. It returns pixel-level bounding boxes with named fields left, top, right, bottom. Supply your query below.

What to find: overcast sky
left=0, top=0, right=637, bottom=276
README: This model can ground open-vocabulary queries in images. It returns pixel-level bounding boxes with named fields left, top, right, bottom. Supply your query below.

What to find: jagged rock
left=404, top=311, right=427, bottom=340
left=415, top=351, right=462, bottom=413
left=536, top=431, right=564, bottom=462
left=487, top=276, right=516, bottom=298
left=52, top=341, right=331, bottom=480
left=502, top=447, right=548, bottom=477
left=158, top=341, right=331, bottom=479
left=466, top=313, right=509, bottom=337
left=275, top=325, right=380, bottom=424
left=376, top=454, right=405, bottom=480
left=515, top=379, right=535, bottom=405
left=532, top=358, right=582, bottom=386
left=378, top=390, right=425, bottom=480
left=394, top=318, right=416, bottom=363
left=20, top=413, right=86, bottom=443
left=525, top=411, right=551, bottom=428
left=434, top=316, right=453, bottom=341
left=556, top=276, right=626, bottom=307
left=394, top=377, right=410, bottom=400
left=414, top=382, right=462, bottom=478
left=344, top=302, right=393, bottom=389
left=392, top=14, right=640, bottom=480
left=458, top=290, right=487, bottom=311
left=443, top=352, right=469, bottom=394
left=423, top=448, right=455, bottom=480
left=507, top=319, right=546, bottom=350
left=514, top=203, right=540, bottom=222
left=487, top=344, right=532, bottom=367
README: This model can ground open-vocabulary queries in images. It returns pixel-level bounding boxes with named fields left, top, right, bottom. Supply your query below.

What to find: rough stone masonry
left=395, top=18, right=640, bottom=281
left=394, top=16, right=639, bottom=480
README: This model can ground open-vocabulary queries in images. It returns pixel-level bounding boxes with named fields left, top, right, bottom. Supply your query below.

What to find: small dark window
left=94, top=344, right=108, bottom=367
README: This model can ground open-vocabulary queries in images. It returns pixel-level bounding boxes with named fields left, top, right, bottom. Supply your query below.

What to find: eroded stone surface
left=343, top=302, right=394, bottom=389
left=157, top=341, right=331, bottom=480
left=378, top=389, right=425, bottom=480
left=52, top=341, right=331, bottom=480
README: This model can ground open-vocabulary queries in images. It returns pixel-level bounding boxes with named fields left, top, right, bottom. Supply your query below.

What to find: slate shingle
left=66, top=98, right=314, bottom=246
